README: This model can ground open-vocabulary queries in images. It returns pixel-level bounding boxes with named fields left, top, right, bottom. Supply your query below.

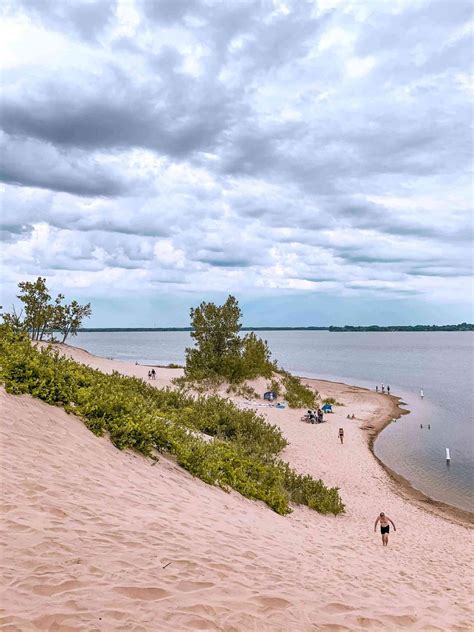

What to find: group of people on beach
left=375, top=383, right=390, bottom=394
left=147, top=369, right=156, bottom=380
left=304, top=408, right=324, bottom=424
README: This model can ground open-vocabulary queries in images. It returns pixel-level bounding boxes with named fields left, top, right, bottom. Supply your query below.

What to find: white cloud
left=0, top=0, right=472, bottom=323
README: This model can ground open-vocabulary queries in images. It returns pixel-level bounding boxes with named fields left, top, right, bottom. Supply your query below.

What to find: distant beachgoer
left=376, top=385, right=378, bottom=393
left=381, top=386, right=385, bottom=394
left=317, top=408, right=323, bottom=423
left=135, top=361, right=139, bottom=365
left=338, top=428, right=344, bottom=444
left=387, top=385, right=390, bottom=394
left=428, top=424, right=431, bottom=429
left=420, top=389, right=424, bottom=398
left=148, top=370, right=152, bottom=379
left=347, top=414, right=351, bottom=419
left=420, top=424, right=423, bottom=429
left=374, top=512, right=396, bottom=546
left=351, top=414, right=355, bottom=419
left=151, top=368, right=156, bottom=380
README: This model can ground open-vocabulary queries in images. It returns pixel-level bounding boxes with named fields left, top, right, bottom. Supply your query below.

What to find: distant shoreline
left=77, top=324, right=473, bottom=333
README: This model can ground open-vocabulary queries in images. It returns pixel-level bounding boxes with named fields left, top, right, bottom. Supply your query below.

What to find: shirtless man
left=374, top=512, right=396, bottom=546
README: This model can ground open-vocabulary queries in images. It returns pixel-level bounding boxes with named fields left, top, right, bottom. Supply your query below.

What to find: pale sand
left=1, top=344, right=472, bottom=630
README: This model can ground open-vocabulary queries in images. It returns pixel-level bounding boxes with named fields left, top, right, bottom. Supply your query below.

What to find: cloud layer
left=1, top=0, right=473, bottom=324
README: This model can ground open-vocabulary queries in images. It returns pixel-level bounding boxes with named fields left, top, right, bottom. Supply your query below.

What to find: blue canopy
left=321, top=403, right=333, bottom=412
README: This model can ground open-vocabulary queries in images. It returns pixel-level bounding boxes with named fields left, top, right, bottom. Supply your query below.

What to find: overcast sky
left=1, top=0, right=473, bottom=326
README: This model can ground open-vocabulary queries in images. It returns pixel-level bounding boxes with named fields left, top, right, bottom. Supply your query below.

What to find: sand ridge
left=0, top=345, right=472, bottom=630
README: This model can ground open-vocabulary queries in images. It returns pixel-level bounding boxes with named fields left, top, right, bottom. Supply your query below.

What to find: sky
left=0, top=0, right=473, bottom=327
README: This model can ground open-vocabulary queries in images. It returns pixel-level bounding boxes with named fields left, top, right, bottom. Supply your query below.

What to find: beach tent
left=263, top=391, right=278, bottom=401
left=321, top=403, right=333, bottom=413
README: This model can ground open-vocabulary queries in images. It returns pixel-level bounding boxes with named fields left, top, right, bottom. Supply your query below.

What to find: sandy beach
left=1, top=344, right=472, bottom=630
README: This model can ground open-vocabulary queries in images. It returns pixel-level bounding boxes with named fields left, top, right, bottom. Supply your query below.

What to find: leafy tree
left=184, top=296, right=275, bottom=383
left=185, top=295, right=244, bottom=381
left=5, top=277, right=92, bottom=342
left=0, top=305, right=27, bottom=333
left=240, top=332, right=274, bottom=379
left=17, top=277, right=52, bottom=340
left=55, top=299, right=92, bottom=343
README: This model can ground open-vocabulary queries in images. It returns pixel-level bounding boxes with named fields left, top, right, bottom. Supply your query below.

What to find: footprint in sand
left=254, top=596, right=291, bottom=609
left=114, top=586, right=170, bottom=600
left=322, top=602, right=355, bottom=614
left=176, top=581, right=215, bottom=592
left=32, top=580, right=85, bottom=596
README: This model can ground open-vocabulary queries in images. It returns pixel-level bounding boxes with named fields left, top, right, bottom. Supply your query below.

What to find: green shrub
left=280, top=371, right=319, bottom=408
left=267, top=378, right=282, bottom=396
left=323, top=397, right=343, bottom=406
left=0, top=326, right=344, bottom=516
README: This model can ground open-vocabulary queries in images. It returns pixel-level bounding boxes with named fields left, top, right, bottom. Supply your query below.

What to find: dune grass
left=0, top=326, right=344, bottom=516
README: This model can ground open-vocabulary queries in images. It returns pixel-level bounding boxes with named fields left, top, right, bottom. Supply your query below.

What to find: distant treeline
left=78, top=324, right=473, bottom=333
left=328, top=323, right=473, bottom=332
left=78, top=326, right=329, bottom=332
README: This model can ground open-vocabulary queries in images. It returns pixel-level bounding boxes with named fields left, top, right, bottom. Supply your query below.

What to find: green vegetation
left=279, top=371, right=319, bottom=409
left=0, top=325, right=344, bottom=516
left=182, top=295, right=317, bottom=408
left=184, top=296, right=274, bottom=384
left=323, top=397, right=343, bottom=406
left=329, top=323, right=473, bottom=332
left=1, top=277, right=91, bottom=343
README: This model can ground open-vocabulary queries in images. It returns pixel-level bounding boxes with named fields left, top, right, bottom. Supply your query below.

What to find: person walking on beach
left=387, top=385, right=390, bottom=395
left=338, top=427, right=344, bottom=444
left=374, top=512, right=396, bottom=546
left=375, top=385, right=378, bottom=393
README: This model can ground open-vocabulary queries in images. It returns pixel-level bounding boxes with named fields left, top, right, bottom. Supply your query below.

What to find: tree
left=240, top=332, right=274, bottom=379
left=17, top=277, right=52, bottom=340
left=0, top=305, right=27, bottom=333
left=55, top=299, right=92, bottom=343
left=8, top=277, right=92, bottom=342
left=184, top=295, right=274, bottom=383
left=185, top=295, right=243, bottom=380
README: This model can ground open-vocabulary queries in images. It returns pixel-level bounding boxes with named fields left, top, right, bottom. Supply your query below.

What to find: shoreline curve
left=300, top=375, right=473, bottom=526
left=39, top=341, right=473, bottom=526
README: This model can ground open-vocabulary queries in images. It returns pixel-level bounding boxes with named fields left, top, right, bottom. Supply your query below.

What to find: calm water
left=73, top=330, right=473, bottom=512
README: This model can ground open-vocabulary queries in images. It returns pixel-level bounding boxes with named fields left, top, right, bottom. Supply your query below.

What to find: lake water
left=73, top=330, right=473, bottom=512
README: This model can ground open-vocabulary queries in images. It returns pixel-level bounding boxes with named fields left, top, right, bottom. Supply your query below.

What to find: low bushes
left=280, top=371, right=319, bottom=409
left=323, top=397, right=343, bottom=406
left=0, top=325, right=344, bottom=516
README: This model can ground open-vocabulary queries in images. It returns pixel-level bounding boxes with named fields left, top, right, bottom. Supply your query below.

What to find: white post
left=446, top=448, right=450, bottom=462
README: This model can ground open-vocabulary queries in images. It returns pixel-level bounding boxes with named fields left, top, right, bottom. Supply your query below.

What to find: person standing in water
left=374, top=512, right=396, bottom=546
left=387, top=385, right=390, bottom=395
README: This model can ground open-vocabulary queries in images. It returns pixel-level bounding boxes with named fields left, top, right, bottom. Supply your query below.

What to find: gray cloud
left=0, top=135, right=127, bottom=196
left=6, top=0, right=118, bottom=41
left=0, top=0, right=472, bottom=313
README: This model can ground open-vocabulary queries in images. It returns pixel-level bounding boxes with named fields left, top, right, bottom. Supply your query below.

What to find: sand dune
left=0, top=347, right=472, bottom=630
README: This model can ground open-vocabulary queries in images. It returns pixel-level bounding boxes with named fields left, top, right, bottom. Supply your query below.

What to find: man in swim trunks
left=374, top=512, right=396, bottom=546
